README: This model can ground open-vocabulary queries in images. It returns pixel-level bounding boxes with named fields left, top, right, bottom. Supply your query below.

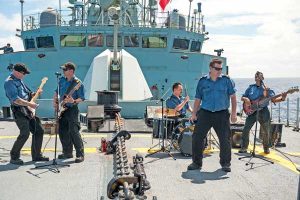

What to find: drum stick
left=184, top=84, right=188, bottom=97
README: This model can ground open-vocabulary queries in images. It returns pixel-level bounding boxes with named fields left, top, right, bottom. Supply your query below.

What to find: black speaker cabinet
left=259, top=123, right=284, bottom=147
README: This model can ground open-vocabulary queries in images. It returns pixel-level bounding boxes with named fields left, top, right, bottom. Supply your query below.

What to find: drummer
left=166, top=82, right=193, bottom=120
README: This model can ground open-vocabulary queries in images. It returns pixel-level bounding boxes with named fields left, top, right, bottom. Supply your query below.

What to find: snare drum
left=152, top=118, right=175, bottom=139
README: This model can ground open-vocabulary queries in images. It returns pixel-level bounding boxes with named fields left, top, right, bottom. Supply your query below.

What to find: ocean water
left=234, top=78, right=300, bottom=124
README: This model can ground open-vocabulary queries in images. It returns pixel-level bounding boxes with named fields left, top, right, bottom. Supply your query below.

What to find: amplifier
left=230, top=123, right=244, bottom=148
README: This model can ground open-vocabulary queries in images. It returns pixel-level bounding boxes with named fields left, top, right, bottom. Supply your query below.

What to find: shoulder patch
left=74, top=77, right=81, bottom=83
left=5, top=76, right=13, bottom=81
left=222, top=75, right=230, bottom=79
left=199, top=75, right=207, bottom=81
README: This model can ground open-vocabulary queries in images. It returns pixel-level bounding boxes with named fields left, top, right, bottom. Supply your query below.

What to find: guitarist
left=4, top=63, right=49, bottom=165
left=239, top=71, right=287, bottom=154
left=53, top=62, right=85, bottom=163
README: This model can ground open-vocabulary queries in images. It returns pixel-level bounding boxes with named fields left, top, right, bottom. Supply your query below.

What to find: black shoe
left=238, top=148, right=247, bottom=153
left=58, top=153, right=73, bottom=159
left=222, top=165, right=231, bottom=172
left=10, top=158, right=24, bottom=165
left=264, top=147, right=270, bottom=154
left=33, top=156, right=50, bottom=162
left=75, top=156, right=84, bottom=163
left=187, top=162, right=201, bottom=170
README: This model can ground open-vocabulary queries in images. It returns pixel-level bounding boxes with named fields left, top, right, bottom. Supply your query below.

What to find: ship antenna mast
left=187, top=0, right=193, bottom=31
left=59, top=0, right=61, bottom=25
left=20, top=0, right=24, bottom=31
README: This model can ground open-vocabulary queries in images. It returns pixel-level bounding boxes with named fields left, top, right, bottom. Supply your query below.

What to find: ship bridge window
left=124, top=35, right=139, bottom=47
left=24, top=38, right=36, bottom=50
left=142, top=36, right=167, bottom=48
left=88, top=34, right=104, bottom=47
left=190, top=41, right=201, bottom=52
left=173, top=38, right=190, bottom=50
left=36, top=36, right=54, bottom=48
left=106, top=35, right=122, bottom=47
left=60, top=34, right=86, bottom=47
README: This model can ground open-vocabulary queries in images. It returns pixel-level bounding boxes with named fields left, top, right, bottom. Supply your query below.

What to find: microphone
left=55, top=72, right=62, bottom=76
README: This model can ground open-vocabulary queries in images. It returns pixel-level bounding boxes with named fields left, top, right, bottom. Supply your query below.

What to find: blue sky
left=0, top=0, right=300, bottom=78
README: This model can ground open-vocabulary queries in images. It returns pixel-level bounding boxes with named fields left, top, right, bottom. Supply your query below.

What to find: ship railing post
left=294, top=97, right=300, bottom=132
left=270, top=103, right=273, bottom=121
left=278, top=102, right=281, bottom=123
left=286, top=98, right=290, bottom=127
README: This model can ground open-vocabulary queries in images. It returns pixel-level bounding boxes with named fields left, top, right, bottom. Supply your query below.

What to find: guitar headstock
left=41, top=77, right=48, bottom=84
left=287, top=86, right=299, bottom=94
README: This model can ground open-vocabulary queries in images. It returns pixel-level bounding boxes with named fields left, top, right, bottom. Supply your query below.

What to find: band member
left=4, top=63, right=49, bottom=165
left=53, top=62, right=85, bottom=163
left=188, top=58, right=237, bottom=172
left=239, top=71, right=287, bottom=154
left=166, top=82, right=193, bottom=118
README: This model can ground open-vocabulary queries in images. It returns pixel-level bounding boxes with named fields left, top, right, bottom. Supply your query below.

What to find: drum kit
left=151, top=114, right=195, bottom=157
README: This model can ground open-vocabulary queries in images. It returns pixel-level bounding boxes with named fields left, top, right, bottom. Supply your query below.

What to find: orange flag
left=159, top=0, right=170, bottom=11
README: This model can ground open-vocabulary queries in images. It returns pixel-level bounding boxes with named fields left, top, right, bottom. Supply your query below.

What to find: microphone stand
left=146, top=87, right=176, bottom=160
left=35, top=72, right=70, bottom=173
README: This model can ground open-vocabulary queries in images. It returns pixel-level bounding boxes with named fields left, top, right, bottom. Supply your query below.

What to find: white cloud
left=170, top=0, right=300, bottom=77
left=0, top=12, right=23, bottom=52
left=0, top=13, right=20, bottom=32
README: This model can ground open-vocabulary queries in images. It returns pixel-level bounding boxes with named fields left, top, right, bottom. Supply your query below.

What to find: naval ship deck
left=0, top=119, right=299, bottom=200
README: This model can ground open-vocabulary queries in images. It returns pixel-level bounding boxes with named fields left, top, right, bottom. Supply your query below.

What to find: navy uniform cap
left=60, top=62, right=76, bottom=71
left=14, top=63, right=30, bottom=74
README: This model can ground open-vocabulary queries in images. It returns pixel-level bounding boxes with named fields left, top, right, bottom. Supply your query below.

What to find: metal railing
left=23, top=9, right=204, bottom=34
left=269, top=98, right=300, bottom=131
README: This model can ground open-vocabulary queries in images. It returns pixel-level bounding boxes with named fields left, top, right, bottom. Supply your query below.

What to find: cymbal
left=154, top=108, right=179, bottom=117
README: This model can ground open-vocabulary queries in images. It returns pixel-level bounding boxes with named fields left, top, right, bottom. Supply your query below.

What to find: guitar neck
left=30, top=82, right=46, bottom=103
left=61, top=83, right=80, bottom=105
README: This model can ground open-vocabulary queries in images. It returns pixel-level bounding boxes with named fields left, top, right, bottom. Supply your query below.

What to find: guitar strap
left=21, top=81, right=33, bottom=101
left=262, top=82, right=269, bottom=98
left=63, top=77, right=79, bottom=98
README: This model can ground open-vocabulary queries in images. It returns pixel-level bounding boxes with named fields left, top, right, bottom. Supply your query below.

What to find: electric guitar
left=57, top=82, right=81, bottom=119
left=24, top=77, right=48, bottom=118
left=243, top=87, right=299, bottom=116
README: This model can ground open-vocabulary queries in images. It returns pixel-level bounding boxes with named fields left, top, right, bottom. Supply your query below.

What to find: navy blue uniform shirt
left=4, top=74, right=31, bottom=105
left=166, top=94, right=190, bottom=116
left=243, top=84, right=275, bottom=107
left=55, top=76, right=85, bottom=107
left=195, top=74, right=236, bottom=112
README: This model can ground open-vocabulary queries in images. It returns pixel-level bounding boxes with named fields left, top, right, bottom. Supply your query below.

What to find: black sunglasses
left=63, top=68, right=69, bottom=71
left=211, top=66, right=223, bottom=71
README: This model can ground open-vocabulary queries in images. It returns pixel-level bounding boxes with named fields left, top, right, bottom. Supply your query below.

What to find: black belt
left=200, top=108, right=228, bottom=113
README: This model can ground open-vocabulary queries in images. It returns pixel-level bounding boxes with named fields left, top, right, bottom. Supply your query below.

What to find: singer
left=239, top=71, right=287, bottom=154
left=53, top=62, right=85, bottom=163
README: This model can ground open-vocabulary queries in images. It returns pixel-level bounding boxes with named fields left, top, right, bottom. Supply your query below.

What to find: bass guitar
left=243, top=87, right=299, bottom=116
left=57, top=82, right=81, bottom=119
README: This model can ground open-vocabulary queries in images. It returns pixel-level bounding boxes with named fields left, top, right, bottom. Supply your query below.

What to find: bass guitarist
left=239, top=71, right=286, bottom=154
left=53, top=62, right=85, bottom=163
left=4, top=63, right=49, bottom=165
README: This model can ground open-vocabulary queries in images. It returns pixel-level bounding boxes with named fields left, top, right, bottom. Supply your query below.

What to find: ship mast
left=20, top=0, right=24, bottom=31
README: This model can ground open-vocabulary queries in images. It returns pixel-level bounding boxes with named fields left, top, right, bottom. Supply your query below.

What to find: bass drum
left=178, top=131, right=193, bottom=157
left=172, top=123, right=194, bottom=157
